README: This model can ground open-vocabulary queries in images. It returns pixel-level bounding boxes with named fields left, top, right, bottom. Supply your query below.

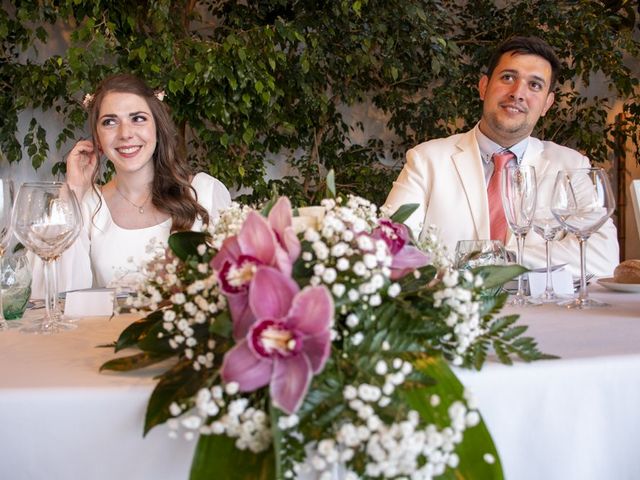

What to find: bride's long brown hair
left=87, top=73, right=209, bottom=231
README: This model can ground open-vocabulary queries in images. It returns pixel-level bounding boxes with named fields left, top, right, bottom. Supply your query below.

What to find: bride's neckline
left=99, top=188, right=171, bottom=231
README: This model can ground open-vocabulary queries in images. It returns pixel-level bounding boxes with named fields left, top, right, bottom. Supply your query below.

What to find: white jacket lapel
left=452, top=130, right=489, bottom=239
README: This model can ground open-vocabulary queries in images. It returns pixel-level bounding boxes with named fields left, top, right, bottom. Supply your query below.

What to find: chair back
left=632, top=179, right=640, bottom=241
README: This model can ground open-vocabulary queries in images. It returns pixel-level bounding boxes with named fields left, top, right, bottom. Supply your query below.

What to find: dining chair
left=631, top=179, right=640, bottom=241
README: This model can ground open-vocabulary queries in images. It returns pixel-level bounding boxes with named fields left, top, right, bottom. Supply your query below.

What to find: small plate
left=597, top=277, right=640, bottom=293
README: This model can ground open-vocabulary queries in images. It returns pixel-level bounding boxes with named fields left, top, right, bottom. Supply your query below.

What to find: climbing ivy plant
left=1, top=0, right=638, bottom=205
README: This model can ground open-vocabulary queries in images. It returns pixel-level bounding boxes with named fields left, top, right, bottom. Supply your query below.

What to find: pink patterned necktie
left=488, top=151, right=516, bottom=242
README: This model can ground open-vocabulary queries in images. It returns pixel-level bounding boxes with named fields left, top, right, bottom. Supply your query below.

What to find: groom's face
left=478, top=52, right=555, bottom=147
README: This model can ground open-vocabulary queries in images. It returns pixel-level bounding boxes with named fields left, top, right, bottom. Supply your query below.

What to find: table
left=455, top=284, right=640, bottom=480
left=0, top=285, right=638, bottom=480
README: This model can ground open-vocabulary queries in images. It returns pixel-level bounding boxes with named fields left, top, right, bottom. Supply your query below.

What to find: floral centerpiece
left=102, top=182, right=547, bottom=480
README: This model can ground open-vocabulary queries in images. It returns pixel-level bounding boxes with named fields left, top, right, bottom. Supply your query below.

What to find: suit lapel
left=452, top=130, right=489, bottom=239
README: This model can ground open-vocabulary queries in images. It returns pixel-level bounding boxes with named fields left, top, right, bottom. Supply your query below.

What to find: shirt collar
left=474, top=123, right=529, bottom=164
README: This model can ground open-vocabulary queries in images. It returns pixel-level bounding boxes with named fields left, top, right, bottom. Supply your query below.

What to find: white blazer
left=384, top=129, right=619, bottom=277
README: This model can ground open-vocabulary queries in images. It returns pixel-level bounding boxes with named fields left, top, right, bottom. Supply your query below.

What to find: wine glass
left=501, top=164, right=540, bottom=306
left=455, top=239, right=507, bottom=297
left=12, top=182, right=82, bottom=333
left=0, top=179, right=14, bottom=331
left=454, top=239, right=507, bottom=269
left=532, top=174, right=568, bottom=303
left=551, top=168, right=614, bottom=309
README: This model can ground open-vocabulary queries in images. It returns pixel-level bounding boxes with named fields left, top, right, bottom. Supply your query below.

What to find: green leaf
left=144, top=359, right=208, bottom=434
left=488, top=315, right=518, bottom=335
left=137, top=320, right=175, bottom=354
left=190, top=434, right=275, bottom=480
left=113, top=310, right=164, bottom=352
left=403, top=355, right=504, bottom=479
left=100, top=351, right=174, bottom=372
left=209, top=309, right=232, bottom=338
left=501, top=325, right=528, bottom=341
left=169, top=231, right=210, bottom=261
left=389, top=203, right=419, bottom=223
left=476, top=265, right=527, bottom=290
left=325, top=169, right=336, bottom=198
left=269, top=399, right=285, bottom=479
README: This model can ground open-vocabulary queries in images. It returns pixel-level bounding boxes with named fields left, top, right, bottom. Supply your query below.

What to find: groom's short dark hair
left=486, top=36, right=561, bottom=90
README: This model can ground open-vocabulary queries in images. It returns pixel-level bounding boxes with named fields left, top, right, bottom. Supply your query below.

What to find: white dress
left=30, top=173, right=231, bottom=298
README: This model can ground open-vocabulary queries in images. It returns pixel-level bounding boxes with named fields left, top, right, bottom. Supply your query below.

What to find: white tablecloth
left=0, top=285, right=638, bottom=480
left=455, top=285, right=640, bottom=480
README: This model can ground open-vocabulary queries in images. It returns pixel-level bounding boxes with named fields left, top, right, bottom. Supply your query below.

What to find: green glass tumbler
left=1, top=251, right=32, bottom=320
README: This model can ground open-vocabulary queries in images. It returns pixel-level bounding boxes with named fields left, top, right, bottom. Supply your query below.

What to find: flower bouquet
left=102, top=185, right=548, bottom=480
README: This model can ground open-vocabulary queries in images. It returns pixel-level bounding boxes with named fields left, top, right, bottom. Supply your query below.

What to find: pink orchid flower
left=221, top=267, right=333, bottom=415
left=372, top=219, right=431, bottom=279
left=211, top=199, right=301, bottom=340
left=268, top=196, right=301, bottom=265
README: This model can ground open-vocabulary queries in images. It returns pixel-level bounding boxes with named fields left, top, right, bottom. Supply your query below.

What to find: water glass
left=551, top=168, right=614, bottom=308
left=501, top=164, right=540, bottom=306
left=12, top=182, right=82, bottom=334
left=1, top=250, right=32, bottom=320
left=0, top=178, right=14, bottom=331
left=454, top=240, right=507, bottom=270
left=532, top=173, right=567, bottom=303
left=455, top=239, right=507, bottom=297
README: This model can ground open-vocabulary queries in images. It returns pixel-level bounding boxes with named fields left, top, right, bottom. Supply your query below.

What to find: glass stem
left=51, top=260, right=61, bottom=320
left=515, top=233, right=526, bottom=297
left=0, top=254, right=6, bottom=330
left=544, top=239, right=554, bottom=296
left=577, top=238, right=588, bottom=302
left=43, top=260, right=59, bottom=326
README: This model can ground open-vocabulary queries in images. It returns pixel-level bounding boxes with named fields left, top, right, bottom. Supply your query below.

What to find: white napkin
left=63, top=289, right=115, bottom=318
left=528, top=267, right=574, bottom=297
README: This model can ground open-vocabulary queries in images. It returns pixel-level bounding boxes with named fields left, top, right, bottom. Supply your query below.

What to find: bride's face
left=96, top=91, right=157, bottom=176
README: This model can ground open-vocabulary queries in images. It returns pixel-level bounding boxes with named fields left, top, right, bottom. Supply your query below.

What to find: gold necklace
left=114, top=184, right=152, bottom=214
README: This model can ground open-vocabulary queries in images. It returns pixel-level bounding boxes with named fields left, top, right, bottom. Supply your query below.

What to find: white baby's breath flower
left=225, top=382, right=239, bottom=395
left=368, top=294, right=381, bottom=306
left=387, top=283, right=401, bottom=297
left=345, top=313, right=359, bottom=328
left=483, top=453, right=496, bottom=464
left=322, top=268, right=337, bottom=284
left=332, top=283, right=346, bottom=297
left=336, top=258, right=350, bottom=271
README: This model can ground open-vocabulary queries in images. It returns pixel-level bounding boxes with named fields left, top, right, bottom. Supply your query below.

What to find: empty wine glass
left=532, top=174, right=568, bottom=303
left=455, top=239, right=507, bottom=297
left=12, top=182, right=82, bottom=333
left=454, top=240, right=507, bottom=270
left=501, top=164, right=540, bottom=306
left=0, top=179, right=14, bottom=331
left=551, top=168, right=614, bottom=309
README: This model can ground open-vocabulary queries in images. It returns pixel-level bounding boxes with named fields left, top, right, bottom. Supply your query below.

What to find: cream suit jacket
left=384, top=129, right=619, bottom=277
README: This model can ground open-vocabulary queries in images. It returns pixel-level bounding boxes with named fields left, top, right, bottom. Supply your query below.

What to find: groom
left=384, top=35, right=619, bottom=276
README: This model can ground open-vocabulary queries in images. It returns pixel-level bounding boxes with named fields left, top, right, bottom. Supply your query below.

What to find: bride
left=31, top=73, right=231, bottom=296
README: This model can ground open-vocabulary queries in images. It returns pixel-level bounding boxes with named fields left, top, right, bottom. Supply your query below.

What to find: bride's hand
left=66, top=139, right=98, bottom=199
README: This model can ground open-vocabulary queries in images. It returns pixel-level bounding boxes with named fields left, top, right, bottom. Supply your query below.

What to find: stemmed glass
left=12, top=182, right=82, bottom=333
left=455, top=239, right=507, bottom=298
left=454, top=239, right=507, bottom=270
left=532, top=174, right=567, bottom=302
left=501, top=164, right=540, bottom=306
left=0, top=179, right=14, bottom=331
left=551, top=168, right=614, bottom=309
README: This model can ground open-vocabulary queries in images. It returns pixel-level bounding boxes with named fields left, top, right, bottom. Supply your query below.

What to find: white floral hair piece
left=154, top=90, right=165, bottom=102
left=82, top=93, right=94, bottom=109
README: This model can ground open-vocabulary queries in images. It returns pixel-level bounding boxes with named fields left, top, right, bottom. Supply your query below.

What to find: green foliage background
left=1, top=0, right=639, bottom=205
